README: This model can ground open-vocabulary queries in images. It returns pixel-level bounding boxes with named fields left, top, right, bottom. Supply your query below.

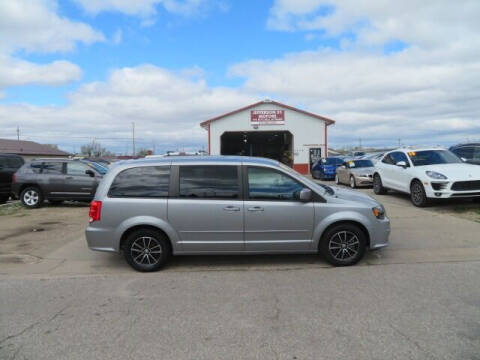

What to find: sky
left=1, top=0, right=479, bottom=154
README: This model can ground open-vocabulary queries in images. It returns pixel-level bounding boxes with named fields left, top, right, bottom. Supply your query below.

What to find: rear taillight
left=89, top=201, right=102, bottom=223
left=12, top=174, right=16, bottom=183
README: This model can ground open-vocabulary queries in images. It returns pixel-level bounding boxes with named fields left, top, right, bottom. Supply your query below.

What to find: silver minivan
left=86, top=156, right=390, bottom=271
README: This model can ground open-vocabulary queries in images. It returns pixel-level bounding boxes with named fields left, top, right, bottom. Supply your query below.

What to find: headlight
left=372, top=206, right=385, bottom=219
left=426, top=171, right=447, bottom=180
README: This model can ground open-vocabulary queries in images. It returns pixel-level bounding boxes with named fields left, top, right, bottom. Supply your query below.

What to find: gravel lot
left=1, top=187, right=479, bottom=359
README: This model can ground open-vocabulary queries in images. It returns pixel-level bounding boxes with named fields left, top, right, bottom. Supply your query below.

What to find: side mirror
left=85, top=169, right=95, bottom=177
left=299, top=188, right=313, bottom=202
left=396, top=161, right=407, bottom=168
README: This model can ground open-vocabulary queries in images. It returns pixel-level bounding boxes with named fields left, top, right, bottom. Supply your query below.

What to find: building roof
left=200, top=99, right=336, bottom=128
left=0, top=139, right=70, bottom=156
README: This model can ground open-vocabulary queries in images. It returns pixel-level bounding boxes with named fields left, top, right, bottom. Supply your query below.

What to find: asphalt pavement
left=1, top=187, right=480, bottom=359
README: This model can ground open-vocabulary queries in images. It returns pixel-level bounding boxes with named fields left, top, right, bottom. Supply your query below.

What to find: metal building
left=200, top=100, right=335, bottom=174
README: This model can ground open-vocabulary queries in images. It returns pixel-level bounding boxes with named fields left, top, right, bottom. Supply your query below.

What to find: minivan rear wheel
left=320, top=223, right=367, bottom=266
left=123, top=228, right=171, bottom=272
left=20, top=186, right=44, bottom=209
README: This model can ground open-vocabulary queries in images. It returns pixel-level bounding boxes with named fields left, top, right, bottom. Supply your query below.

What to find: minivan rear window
left=109, top=166, right=170, bottom=198
left=179, top=165, right=238, bottom=199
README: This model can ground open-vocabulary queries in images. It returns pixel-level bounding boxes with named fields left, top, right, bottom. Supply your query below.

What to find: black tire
left=350, top=176, right=356, bottom=189
left=123, top=228, right=171, bottom=272
left=49, top=200, right=64, bottom=205
left=410, top=180, right=429, bottom=207
left=20, top=186, right=44, bottom=209
left=373, top=174, right=387, bottom=195
left=335, top=174, right=340, bottom=185
left=0, top=195, right=8, bottom=204
left=312, top=171, right=319, bottom=179
left=320, top=223, right=367, bottom=266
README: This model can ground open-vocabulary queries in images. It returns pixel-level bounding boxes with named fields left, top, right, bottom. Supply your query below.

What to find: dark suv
left=450, top=143, right=480, bottom=165
left=0, top=154, right=25, bottom=203
left=12, top=159, right=103, bottom=208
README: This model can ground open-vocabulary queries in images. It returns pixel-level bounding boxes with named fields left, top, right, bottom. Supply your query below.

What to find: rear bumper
left=85, top=226, right=119, bottom=253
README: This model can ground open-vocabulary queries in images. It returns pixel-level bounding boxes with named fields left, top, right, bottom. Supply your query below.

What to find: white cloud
left=0, top=56, right=82, bottom=90
left=0, top=65, right=257, bottom=153
left=74, top=0, right=211, bottom=17
left=267, top=0, right=480, bottom=49
left=0, top=0, right=104, bottom=54
left=224, top=0, right=480, bottom=147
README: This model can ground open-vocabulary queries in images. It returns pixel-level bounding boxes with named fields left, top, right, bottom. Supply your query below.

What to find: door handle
left=223, top=206, right=240, bottom=212
left=247, top=206, right=264, bottom=212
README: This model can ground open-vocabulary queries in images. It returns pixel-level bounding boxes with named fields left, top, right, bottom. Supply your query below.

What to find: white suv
left=373, top=147, right=480, bottom=207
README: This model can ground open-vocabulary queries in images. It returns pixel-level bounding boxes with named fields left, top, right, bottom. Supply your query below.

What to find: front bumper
left=424, top=181, right=480, bottom=199
left=355, top=175, right=373, bottom=187
left=368, top=216, right=390, bottom=250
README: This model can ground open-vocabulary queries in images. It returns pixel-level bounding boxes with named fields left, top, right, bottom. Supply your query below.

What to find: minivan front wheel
left=320, top=224, right=366, bottom=266
left=123, top=229, right=171, bottom=272
left=20, top=187, right=44, bottom=208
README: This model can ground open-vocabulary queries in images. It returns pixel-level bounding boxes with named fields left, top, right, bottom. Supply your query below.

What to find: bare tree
left=80, top=141, right=113, bottom=157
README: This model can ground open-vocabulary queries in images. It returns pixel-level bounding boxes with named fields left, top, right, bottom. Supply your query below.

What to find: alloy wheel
left=130, top=236, right=163, bottom=266
left=23, top=190, right=39, bottom=206
left=411, top=182, right=424, bottom=206
left=328, top=231, right=360, bottom=262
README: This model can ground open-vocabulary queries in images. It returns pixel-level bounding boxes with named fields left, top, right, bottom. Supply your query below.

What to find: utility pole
left=132, top=122, right=135, bottom=156
left=359, top=138, right=362, bottom=149
left=398, top=138, right=401, bottom=147
left=16, top=126, right=20, bottom=140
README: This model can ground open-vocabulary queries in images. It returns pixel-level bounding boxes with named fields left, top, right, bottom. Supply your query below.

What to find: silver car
left=335, top=159, right=375, bottom=188
left=86, top=156, right=390, bottom=271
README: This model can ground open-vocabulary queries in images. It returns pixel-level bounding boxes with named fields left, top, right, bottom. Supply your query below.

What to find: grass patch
left=0, top=202, right=24, bottom=216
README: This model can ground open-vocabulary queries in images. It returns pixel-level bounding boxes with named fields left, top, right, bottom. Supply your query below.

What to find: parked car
left=12, top=159, right=103, bottom=208
left=450, top=143, right=480, bottom=165
left=348, top=151, right=366, bottom=158
left=0, top=154, right=25, bottom=203
left=86, top=156, right=390, bottom=271
left=361, top=152, right=385, bottom=165
left=81, top=160, right=109, bottom=175
left=311, top=157, right=344, bottom=180
left=335, top=159, right=375, bottom=188
left=373, top=147, right=480, bottom=207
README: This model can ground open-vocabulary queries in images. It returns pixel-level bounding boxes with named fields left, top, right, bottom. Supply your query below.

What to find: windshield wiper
left=319, top=184, right=335, bottom=196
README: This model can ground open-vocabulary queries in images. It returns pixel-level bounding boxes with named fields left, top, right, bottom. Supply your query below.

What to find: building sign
left=250, top=110, right=285, bottom=125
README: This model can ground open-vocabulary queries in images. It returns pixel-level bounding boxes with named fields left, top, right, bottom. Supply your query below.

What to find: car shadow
left=166, top=253, right=331, bottom=270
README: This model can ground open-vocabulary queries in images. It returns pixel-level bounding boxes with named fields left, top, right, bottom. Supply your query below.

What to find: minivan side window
left=248, top=167, right=304, bottom=201
left=179, top=166, right=238, bottom=199
left=43, top=162, right=64, bottom=174
left=109, top=166, right=170, bottom=198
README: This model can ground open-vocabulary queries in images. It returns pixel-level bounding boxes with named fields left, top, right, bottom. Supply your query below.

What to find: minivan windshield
left=407, top=150, right=462, bottom=166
